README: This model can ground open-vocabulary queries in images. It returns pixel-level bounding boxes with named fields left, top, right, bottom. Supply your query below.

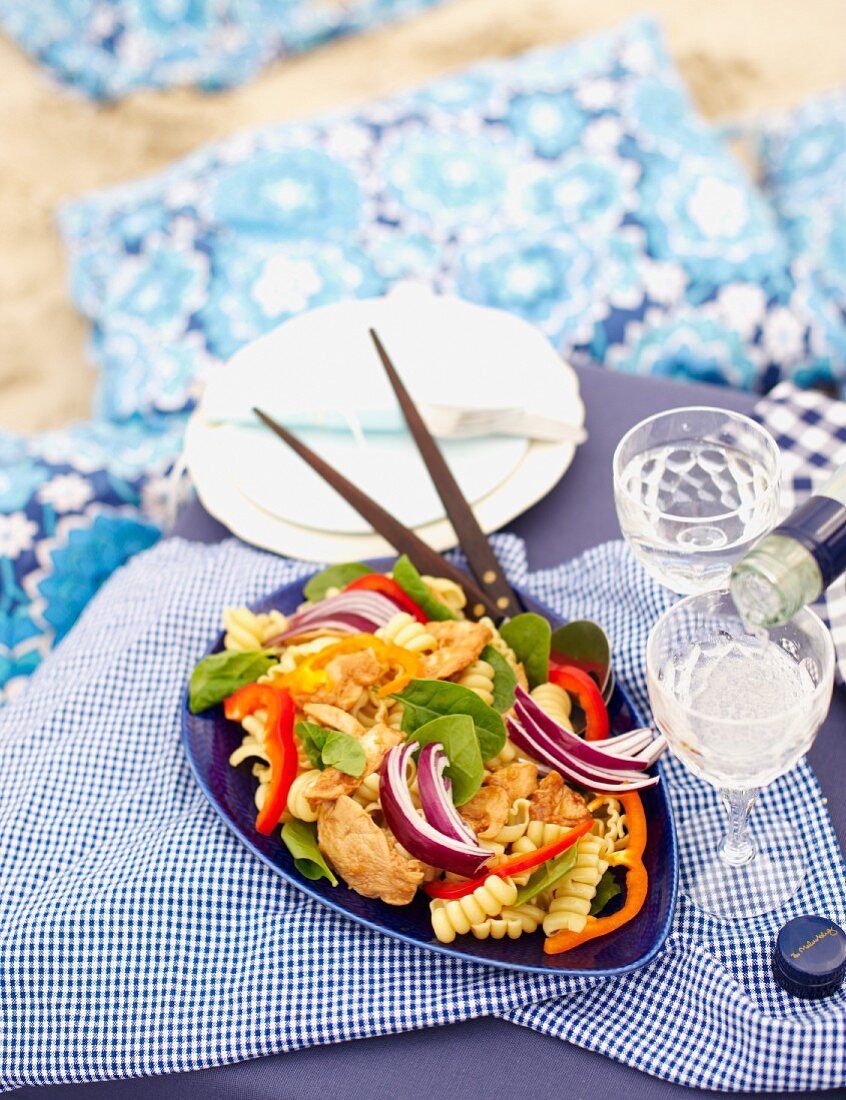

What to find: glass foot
left=677, top=805, right=806, bottom=920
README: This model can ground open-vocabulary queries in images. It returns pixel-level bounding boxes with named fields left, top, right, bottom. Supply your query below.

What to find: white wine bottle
left=730, top=462, right=846, bottom=627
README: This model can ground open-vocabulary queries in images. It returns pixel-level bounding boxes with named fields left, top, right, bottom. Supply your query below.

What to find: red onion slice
left=631, top=734, right=668, bottom=768
left=515, top=687, right=650, bottom=773
left=269, top=590, right=400, bottom=644
left=589, top=729, right=655, bottom=756
left=380, top=743, right=491, bottom=878
left=513, top=700, right=646, bottom=783
left=417, top=743, right=479, bottom=846
left=506, top=716, right=660, bottom=793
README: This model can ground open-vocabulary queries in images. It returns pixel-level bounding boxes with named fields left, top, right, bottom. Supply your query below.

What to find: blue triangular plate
left=181, top=562, right=678, bottom=976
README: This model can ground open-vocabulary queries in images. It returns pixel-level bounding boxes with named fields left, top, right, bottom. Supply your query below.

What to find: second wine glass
left=646, top=590, right=835, bottom=920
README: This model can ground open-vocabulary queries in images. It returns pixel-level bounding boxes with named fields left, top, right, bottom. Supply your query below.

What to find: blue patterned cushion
left=60, top=17, right=846, bottom=419
left=0, top=417, right=184, bottom=703
left=0, top=0, right=444, bottom=100
left=759, top=88, right=846, bottom=366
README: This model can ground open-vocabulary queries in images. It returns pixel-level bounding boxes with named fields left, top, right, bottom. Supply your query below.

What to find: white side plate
left=186, top=289, right=585, bottom=560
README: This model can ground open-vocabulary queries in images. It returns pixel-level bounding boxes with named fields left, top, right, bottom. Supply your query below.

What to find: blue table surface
left=22, top=364, right=845, bottom=1099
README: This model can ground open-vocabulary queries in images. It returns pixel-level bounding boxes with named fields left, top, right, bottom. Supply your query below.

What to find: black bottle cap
left=773, top=916, right=846, bottom=998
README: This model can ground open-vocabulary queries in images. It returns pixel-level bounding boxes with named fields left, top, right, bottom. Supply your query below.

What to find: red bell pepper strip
left=548, top=664, right=610, bottom=742
left=224, top=684, right=297, bottom=835
left=423, top=818, right=593, bottom=899
left=345, top=573, right=428, bottom=623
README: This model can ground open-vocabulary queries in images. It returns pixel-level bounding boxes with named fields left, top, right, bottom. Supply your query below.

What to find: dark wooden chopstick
left=369, top=329, right=522, bottom=620
left=252, top=407, right=503, bottom=620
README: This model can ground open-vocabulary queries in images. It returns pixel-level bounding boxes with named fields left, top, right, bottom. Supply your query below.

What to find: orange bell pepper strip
left=424, top=819, right=593, bottom=900
left=548, top=664, right=609, bottom=741
left=305, top=633, right=421, bottom=698
left=543, top=791, right=648, bottom=955
left=224, top=684, right=297, bottom=836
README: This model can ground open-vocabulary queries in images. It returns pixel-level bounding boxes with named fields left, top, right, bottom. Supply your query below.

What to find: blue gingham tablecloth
left=0, top=533, right=843, bottom=1093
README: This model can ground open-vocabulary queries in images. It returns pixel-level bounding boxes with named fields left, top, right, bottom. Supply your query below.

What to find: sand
left=0, top=0, right=844, bottom=433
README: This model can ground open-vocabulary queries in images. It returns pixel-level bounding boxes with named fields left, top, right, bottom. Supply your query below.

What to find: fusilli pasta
left=541, top=834, right=612, bottom=937
left=478, top=616, right=519, bottom=671
left=470, top=903, right=546, bottom=940
left=286, top=769, right=322, bottom=822
left=486, top=738, right=518, bottom=770
left=352, top=771, right=381, bottom=809
left=507, top=821, right=569, bottom=885
left=377, top=612, right=437, bottom=653
left=490, top=797, right=531, bottom=845
left=456, top=659, right=495, bottom=705
left=350, top=689, right=404, bottom=731
left=252, top=761, right=270, bottom=811
left=590, top=795, right=629, bottom=851
left=421, top=575, right=466, bottom=615
left=223, top=606, right=288, bottom=651
left=530, top=681, right=573, bottom=730
left=430, top=876, right=518, bottom=943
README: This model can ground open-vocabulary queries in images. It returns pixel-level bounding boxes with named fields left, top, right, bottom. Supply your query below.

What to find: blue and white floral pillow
left=0, top=0, right=444, bottom=100
left=760, top=88, right=846, bottom=363
left=0, top=417, right=184, bottom=703
left=60, top=16, right=846, bottom=421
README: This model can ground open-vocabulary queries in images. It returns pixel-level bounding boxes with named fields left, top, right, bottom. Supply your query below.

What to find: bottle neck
left=730, top=461, right=846, bottom=628
left=773, top=495, right=846, bottom=588
left=730, top=535, right=823, bottom=627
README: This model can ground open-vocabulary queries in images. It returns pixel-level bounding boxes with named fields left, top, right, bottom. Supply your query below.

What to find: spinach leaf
left=393, top=678, right=506, bottom=761
left=590, top=868, right=622, bottom=916
left=303, top=562, right=370, bottom=602
left=514, top=846, right=579, bottom=906
left=295, top=721, right=326, bottom=770
left=549, top=620, right=611, bottom=690
left=499, top=612, right=551, bottom=689
left=410, top=714, right=483, bottom=805
left=281, top=820, right=338, bottom=886
left=480, top=645, right=517, bottom=713
left=321, top=731, right=366, bottom=776
left=295, top=721, right=366, bottom=777
left=189, top=650, right=276, bottom=714
left=392, top=555, right=457, bottom=620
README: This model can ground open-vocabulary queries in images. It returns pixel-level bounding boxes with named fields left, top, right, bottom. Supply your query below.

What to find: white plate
left=223, top=425, right=527, bottom=535
left=186, top=289, right=585, bottom=561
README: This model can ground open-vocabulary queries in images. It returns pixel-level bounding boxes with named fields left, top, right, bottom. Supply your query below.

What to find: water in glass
left=650, top=630, right=824, bottom=790
left=613, top=408, right=781, bottom=595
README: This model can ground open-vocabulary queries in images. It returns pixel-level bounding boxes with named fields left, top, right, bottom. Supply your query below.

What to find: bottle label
left=775, top=496, right=846, bottom=588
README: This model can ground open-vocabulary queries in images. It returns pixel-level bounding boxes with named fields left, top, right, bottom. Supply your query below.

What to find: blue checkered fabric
left=752, top=380, right=846, bottom=686
left=501, top=539, right=845, bottom=1092
left=1, top=533, right=843, bottom=1092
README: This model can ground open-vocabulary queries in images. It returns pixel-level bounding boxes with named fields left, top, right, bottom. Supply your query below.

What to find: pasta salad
left=188, top=556, right=665, bottom=956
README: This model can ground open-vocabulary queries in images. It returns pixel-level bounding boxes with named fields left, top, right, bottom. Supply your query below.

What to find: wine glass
left=646, top=590, right=835, bottom=919
left=613, top=407, right=782, bottom=594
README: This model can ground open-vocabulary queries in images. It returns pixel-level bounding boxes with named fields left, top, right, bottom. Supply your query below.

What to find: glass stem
left=717, top=788, right=758, bottom=866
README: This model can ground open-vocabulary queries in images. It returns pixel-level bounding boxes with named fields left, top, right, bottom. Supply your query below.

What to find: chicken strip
left=486, top=761, right=538, bottom=803
left=458, top=784, right=511, bottom=839
left=317, top=796, right=425, bottom=905
left=529, top=771, right=592, bottom=828
left=301, top=703, right=363, bottom=738
left=421, top=620, right=492, bottom=680
left=304, top=720, right=403, bottom=804
left=296, top=649, right=383, bottom=711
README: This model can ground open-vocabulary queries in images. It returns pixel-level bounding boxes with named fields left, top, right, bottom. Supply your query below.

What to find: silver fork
left=421, top=404, right=588, bottom=444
